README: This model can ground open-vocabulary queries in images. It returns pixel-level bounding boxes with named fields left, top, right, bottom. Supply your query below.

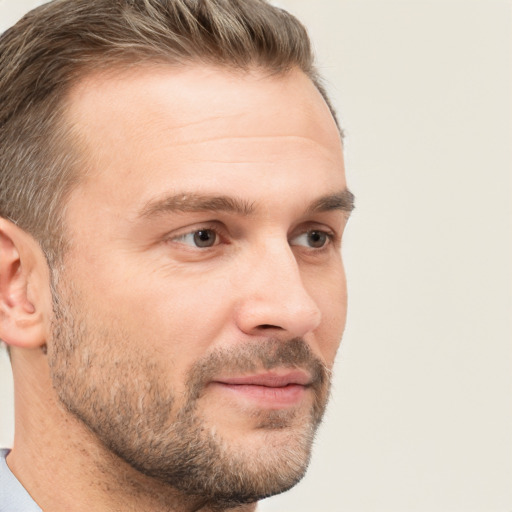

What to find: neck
left=7, top=349, right=257, bottom=512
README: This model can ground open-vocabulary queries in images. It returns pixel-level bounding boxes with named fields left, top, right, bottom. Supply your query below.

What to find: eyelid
left=289, top=228, right=336, bottom=248
left=291, top=218, right=338, bottom=239
left=164, top=220, right=341, bottom=251
left=166, top=222, right=227, bottom=248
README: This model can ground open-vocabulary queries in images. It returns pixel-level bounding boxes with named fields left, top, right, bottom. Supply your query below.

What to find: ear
left=0, top=218, right=52, bottom=349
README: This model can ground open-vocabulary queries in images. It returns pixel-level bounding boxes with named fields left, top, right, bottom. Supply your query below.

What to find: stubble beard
left=47, top=284, right=332, bottom=507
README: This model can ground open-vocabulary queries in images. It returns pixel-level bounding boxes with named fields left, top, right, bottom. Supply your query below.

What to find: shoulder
left=0, top=448, right=42, bottom=512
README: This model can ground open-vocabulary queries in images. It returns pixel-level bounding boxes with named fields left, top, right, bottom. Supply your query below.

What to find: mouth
left=209, top=370, right=312, bottom=409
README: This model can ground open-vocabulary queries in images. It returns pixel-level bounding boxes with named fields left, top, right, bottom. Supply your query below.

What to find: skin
left=0, top=64, right=350, bottom=511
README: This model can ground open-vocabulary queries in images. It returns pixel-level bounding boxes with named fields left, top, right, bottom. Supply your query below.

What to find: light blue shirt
left=0, top=449, right=42, bottom=511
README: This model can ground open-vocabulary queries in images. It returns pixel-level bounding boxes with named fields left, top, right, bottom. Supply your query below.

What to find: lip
left=209, top=370, right=312, bottom=409
left=214, top=370, right=312, bottom=388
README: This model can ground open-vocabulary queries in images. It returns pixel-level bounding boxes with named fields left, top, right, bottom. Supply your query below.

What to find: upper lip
left=213, top=371, right=312, bottom=388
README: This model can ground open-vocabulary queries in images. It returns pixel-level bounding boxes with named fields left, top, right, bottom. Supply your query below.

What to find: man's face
left=48, top=65, right=350, bottom=504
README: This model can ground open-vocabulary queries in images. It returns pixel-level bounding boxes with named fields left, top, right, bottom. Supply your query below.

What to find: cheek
left=102, top=269, right=235, bottom=361
left=306, top=263, right=347, bottom=365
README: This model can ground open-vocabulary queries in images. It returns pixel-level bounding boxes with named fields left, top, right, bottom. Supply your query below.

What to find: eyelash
left=168, top=224, right=337, bottom=251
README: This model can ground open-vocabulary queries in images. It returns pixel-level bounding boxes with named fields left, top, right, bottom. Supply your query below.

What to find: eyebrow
left=140, top=194, right=255, bottom=218
left=139, top=189, right=355, bottom=219
left=306, top=189, right=355, bottom=215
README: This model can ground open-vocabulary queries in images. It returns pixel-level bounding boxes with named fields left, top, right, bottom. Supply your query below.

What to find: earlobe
left=0, top=218, right=51, bottom=349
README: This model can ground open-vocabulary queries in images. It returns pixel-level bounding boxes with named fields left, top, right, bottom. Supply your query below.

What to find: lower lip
left=210, top=382, right=307, bottom=409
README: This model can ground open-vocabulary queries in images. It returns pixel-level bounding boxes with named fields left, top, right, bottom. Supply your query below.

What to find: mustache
left=186, top=337, right=330, bottom=401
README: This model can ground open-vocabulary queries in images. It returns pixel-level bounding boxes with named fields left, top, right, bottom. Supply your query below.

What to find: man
left=0, top=0, right=353, bottom=510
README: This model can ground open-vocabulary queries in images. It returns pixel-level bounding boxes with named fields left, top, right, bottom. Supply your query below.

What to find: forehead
left=63, top=64, right=345, bottom=218
left=66, top=64, right=341, bottom=151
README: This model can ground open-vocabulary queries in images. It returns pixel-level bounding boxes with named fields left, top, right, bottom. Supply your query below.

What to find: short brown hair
left=0, top=0, right=340, bottom=264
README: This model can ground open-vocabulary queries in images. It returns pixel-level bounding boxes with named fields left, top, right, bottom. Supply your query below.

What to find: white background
left=0, top=1, right=510, bottom=511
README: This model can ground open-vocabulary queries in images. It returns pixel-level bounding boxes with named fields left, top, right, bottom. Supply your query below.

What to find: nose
left=234, top=240, right=322, bottom=339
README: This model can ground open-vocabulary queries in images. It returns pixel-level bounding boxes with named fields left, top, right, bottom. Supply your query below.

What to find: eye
left=290, top=230, right=331, bottom=249
left=173, top=229, right=219, bottom=248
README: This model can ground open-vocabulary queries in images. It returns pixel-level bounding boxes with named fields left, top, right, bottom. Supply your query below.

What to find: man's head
left=0, top=1, right=352, bottom=509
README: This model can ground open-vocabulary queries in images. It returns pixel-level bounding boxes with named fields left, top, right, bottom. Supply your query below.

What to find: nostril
left=258, top=324, right=282, bottom=330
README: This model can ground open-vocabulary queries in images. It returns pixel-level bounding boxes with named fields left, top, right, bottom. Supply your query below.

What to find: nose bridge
left=235, top=234, right=321, bottom=337
left=258, top=238, right=302, bottom=293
